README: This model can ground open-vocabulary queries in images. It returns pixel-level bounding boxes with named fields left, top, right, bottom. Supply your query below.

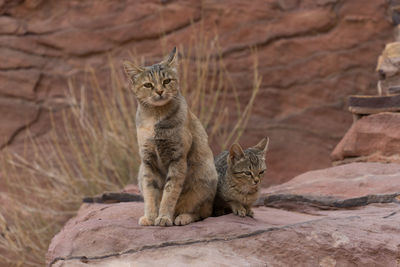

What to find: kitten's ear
left=229, top=143, right=245, bottom=164
left=123, top=60, right=144, bottom=81
left=162, top=47, right=178, bottom=70
left=253, top=137, right=269, bottom=156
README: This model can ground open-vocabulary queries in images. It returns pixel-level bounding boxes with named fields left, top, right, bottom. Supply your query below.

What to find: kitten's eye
left=163, top=79, right=171, bottom=85
left=259, top=170, right=265, bottom=175
left=143, top=83, right=153, bottom=88
left=244, top=171, right=252, bottom=176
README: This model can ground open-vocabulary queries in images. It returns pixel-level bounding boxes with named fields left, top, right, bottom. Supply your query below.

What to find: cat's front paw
left=138, top=216, right=155, bottom=226
left=232, top=206, right=246, bottom=217
left=155, top=215, right=173, bottom=226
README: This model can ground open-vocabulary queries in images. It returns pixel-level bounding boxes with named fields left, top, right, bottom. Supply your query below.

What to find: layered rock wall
left=0, top=0, right=393, bottom=184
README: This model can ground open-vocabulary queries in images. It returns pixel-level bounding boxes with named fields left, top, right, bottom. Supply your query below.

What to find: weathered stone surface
left=0, top=97, right=39, bottom=148
left=47, top=163, right=400, bottom=266
left=377, top=42, right=400, bottom=78
left=376, top=42, right=400, bottom=94
left=0, top=16, right=20, bottom=34
left=0, top=70, right=41, bottom=99
left=262, top=162, right=400, bottom=210
left=331, top=113, right=400, bottom=164
left=50, top=205, right=400, bottom=267
left=0, top=0, right=394, bottom=184
left=348, top=95, right=400, bottom=115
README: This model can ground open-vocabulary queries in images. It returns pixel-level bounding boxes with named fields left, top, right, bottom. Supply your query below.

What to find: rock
left=276, top=0, right=299, bottom=10
left=0, top=69, right=41, bottom=99
left=46, top=163, right=400, bottom=266
left=393, top=5, right=400, bottom=26
left=0, top=16, right=21, bottom=34
left=331, top=113, right=400, bottom=164
left=262, top=162, right=400, bottom=210
left=0, top=0, right=394, bottom=184
left=0, top=97, right=39, bottom=148
left=348, top=94, right=400, bottom=115
left=378, top=75, right=400, bottom=96
left=376, top=42, right=400, bottom=78
left=82, top=189, right=143, bottom=204
left=49, top=205, right=400, bottom=267
left=376, top=42, right=400, bottom=95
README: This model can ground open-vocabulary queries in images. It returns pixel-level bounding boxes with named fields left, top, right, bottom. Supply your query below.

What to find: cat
left=123, top=47, right=218, bottom=226
left=213, top=137, right=269, bottom=217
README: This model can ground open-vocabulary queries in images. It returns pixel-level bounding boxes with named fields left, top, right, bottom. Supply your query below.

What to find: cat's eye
left=143, top=83, right=153, bottom=88
left=244, top=171, right=252, bottom=176
left=259, top=170, right=265, bottom=175
left=163, top=79, right=171, bottom=85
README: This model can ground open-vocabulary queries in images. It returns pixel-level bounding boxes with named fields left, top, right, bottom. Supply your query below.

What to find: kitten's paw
left=174, top=213, right=195, bottom=226
left=246, top=209, right=254, bottom=218
left=155, top=215, right=173, bottom=226
left=138, top=216, right=155, bottom=226
left=232, top=206, right=246, bottom=217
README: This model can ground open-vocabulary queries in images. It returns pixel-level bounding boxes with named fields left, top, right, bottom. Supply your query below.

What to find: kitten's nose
left=156, top=90, right=164, bottom=96
left=253, top=177, right=260, bottom=185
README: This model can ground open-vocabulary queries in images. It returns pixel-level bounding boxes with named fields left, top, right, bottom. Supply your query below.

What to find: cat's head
left=227, top=137, right=269, bottom=187
left=123, top=47, right=179, bottom=107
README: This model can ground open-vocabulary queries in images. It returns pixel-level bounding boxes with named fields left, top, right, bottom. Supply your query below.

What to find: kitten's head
left=227, top=137, right=269, bottom=188
left=123, top=47, right=179, bottom=107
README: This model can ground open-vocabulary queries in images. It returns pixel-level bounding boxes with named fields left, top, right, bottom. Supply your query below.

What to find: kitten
left=123, top=48, right=218, bottom=227
left=213, top=137, right=269, bottom=217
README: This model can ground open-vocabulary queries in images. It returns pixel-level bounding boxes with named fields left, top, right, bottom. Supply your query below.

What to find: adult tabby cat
left=123, top=48, right=218, bottom=226
left=213, top=137, right=269, bottom=217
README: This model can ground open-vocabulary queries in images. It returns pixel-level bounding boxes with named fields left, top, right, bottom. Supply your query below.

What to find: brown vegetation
left=0, top=34, right=260, bottom=266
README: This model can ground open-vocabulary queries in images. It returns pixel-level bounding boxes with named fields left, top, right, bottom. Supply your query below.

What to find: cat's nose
left=253, top=177, right=260, bottom=185
left=156, top=90, right=164, bottom=96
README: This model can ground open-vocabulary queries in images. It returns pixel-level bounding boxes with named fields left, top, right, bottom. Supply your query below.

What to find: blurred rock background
left=0, top=0, right=393, bottom=185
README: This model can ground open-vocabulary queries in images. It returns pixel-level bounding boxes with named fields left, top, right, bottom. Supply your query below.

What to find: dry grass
left=0, top=32, right=261, bottom=266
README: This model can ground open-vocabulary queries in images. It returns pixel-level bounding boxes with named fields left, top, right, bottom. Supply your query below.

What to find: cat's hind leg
left=174, top=213, right=200, bottom=226
left=174, top=187, right=215, bottom=225
left=174, top=197, right=214, bottom=225
left=174, top=190, right=205, bottom=225
left=173, top=192, right=201, bottom=225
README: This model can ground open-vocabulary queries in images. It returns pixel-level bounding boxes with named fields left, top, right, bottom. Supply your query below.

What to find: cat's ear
left=253, top=137, right=269, bottom=156
left=162, top=47, right=178, bottom=70
left=229, top=143, right=245, bottom=164
left=123, top=60, right=144, bottom=81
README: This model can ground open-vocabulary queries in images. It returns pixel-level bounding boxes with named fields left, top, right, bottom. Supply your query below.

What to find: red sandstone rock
left=331, top=112, right=400, bottom=164
left=264, top=162, right=400, bottom=199
left=0, top=0, right=394, bottom=184
left=46, top=163, right=400, bottom=266
left=0, top=97, right=39, bottom=148
left=0, top=69, right=41, bottom=99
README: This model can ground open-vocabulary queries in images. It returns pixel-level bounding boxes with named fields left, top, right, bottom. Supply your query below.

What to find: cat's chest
left=137, top=117, right=180, bottom=168
left=237, top=191, right=258, bottom=205
left=137, top=117, right=156, bottom=146
left=224, top=182, right=259, bottom=205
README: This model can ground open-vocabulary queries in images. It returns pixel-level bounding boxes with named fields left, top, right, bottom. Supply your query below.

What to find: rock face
left=331, top=112, right=400, bottom=164
left=47, top=162, right=400, bottom=266
left=0, top=0, right=394, bottom=184
left=377, top=41, right=400, bottom=95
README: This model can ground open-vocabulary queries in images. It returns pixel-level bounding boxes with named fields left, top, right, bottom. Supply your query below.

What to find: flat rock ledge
left=47, top=163, right=400, bottom=266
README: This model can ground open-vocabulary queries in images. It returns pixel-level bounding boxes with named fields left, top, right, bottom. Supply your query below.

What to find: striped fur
left=123, top=48, right=218, bottom=226
left=213, top=137, right=269, bottom=217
